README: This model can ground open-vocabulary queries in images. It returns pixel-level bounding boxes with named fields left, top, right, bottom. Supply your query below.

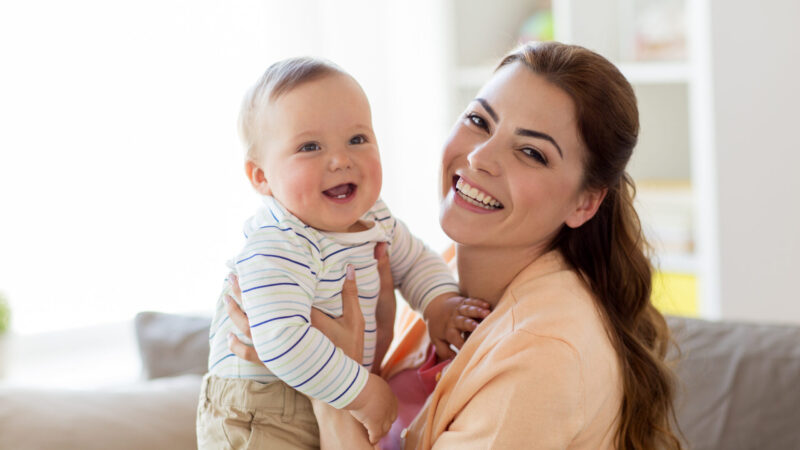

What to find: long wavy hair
left=497, top=42, right=682, bottom=449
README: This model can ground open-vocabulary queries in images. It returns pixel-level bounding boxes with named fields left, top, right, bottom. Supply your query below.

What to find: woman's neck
left=455, top=243, right=548, bottom=308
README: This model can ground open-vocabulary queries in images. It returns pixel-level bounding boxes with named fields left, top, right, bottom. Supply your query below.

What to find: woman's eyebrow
left=475, top=98, right=499, bottom=122
left=476, top=97, right=563, bottom=159
left=515, top=128, right=564, bottom=159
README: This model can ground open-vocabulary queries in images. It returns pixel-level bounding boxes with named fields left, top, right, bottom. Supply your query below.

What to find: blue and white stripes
left=207, top=196, right=458, bottom=409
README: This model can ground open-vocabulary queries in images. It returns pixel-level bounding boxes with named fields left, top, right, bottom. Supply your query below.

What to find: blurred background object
left=0, top=292, right=9, bottom=379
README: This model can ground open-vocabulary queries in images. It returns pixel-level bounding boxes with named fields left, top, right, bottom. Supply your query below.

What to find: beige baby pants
left=196, top=374, right=320, bottom=449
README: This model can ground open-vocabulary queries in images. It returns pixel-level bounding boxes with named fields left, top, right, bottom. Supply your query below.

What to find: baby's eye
left=349, top=134, right=367, bottom=145
left=299, top=142, right=321, bottom=152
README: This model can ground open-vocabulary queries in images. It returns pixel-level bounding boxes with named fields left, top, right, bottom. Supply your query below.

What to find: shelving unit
left=443, top=0, right=711, bottom=317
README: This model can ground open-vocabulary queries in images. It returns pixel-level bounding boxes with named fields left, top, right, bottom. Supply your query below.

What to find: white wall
left=710, top=0, right=800, bottom=323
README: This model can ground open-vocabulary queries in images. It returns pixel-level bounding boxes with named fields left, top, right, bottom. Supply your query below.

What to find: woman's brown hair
left=498, top=42, right=682, bottom=449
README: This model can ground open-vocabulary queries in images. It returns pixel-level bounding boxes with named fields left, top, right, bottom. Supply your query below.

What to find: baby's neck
left=345, top=219, right=373, bottom=233
left=455, top=243, right=547, bottom=308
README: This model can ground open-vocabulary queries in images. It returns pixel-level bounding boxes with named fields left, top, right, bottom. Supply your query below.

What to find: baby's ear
left=245, top=160, right=271, bottom=196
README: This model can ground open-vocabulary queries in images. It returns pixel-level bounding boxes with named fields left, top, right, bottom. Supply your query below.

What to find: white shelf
left=616, top=61, right=691, bottom=84
left=445, top=0, right=718, bottom=314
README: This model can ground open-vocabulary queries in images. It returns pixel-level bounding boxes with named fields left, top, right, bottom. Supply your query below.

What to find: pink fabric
left=381, top=345, right=451, bottom=450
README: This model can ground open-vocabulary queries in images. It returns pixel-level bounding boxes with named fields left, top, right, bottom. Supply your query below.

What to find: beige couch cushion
left=135, top=311, right=210, bottom=379
left=0, top=374, right=202, bottom=450
left=669, top=316, right=800, bottom=450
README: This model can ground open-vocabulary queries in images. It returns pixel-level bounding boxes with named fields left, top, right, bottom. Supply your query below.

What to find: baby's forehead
left=265, top=74, right=371, bottom=119
left=255, top=73, right=374, bottom=143
left=270, top=71, right=363, bottom=100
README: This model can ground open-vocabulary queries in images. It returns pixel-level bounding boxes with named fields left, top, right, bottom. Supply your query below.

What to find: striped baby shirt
left=207, top=196, right=458, bottom=409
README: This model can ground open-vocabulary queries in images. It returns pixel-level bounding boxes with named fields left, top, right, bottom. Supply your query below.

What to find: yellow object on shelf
left=652, top=271, right=698, bottom=317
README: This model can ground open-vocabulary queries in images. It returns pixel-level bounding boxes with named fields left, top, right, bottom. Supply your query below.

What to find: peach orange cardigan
left=383, top=251, right=622, bottom=449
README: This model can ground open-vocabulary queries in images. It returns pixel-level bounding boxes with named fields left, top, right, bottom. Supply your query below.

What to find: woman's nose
left=466, top=140, right=501, bottom=176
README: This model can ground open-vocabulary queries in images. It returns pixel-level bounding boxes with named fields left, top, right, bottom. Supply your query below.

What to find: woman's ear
left=565, top=187, right=607, bottom=229
left=245, top=160, right=271, bottom=196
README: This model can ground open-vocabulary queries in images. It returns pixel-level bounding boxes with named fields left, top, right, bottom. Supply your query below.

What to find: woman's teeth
left=455, top=178, right=502, bottom=209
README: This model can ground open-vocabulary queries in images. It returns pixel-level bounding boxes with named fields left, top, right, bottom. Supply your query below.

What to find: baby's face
left=253, top=73, right=382, bottom=232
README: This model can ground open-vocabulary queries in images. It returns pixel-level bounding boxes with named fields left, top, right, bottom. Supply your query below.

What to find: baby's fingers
left=432, top=338, right=456, bottom=360
left=454, top=314, right=481, bottom=333
left=445, top=326, right=466, bottom=350
left=457, top=298, right=491, bottom=319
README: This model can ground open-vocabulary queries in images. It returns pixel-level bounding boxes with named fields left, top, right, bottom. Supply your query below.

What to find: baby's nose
left=328, top=148, right=353, bottom=171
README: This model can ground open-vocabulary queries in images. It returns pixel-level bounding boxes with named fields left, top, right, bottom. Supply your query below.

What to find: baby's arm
left=384, top=214, right=490, bottom=357
left=383, top=216, right=459, bottom=314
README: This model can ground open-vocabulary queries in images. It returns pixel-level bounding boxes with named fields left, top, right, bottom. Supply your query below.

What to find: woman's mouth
left=323, top=183, right=357, bottom=200
left=454, top=176, right=503, bottom=210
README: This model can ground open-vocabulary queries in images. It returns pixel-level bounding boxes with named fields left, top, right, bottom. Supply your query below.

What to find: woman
left=228, top=41, right=681, bottom=449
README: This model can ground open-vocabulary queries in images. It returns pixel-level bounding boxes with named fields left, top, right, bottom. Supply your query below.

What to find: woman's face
left=440, top=62, right=597, bottom=250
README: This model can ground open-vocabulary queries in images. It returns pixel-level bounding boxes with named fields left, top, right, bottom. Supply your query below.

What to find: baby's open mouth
left=323, top=183, right=356, bottom=199
left=453, top=176, right=504, bottom=210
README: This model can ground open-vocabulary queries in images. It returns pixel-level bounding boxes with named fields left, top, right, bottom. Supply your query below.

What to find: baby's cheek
left=369, top=161, right=383, bottom=192
left=282, top=170, right=318, bottom=208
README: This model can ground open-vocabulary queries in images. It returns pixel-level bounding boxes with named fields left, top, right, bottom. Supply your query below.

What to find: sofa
left=1, top=312, right=798, bottom=450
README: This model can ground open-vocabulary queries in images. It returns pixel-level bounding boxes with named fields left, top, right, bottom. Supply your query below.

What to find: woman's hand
left=310, top=242, right=395, bottom=366
left=224, top=267, right=366, bottom=364
left=370, top=242, right=395, bottom=373
left=223, top=274, right=259, bottom=363
left=308, top=264, right=365, bottom=361
left=225, top=262, right=397, bottom=445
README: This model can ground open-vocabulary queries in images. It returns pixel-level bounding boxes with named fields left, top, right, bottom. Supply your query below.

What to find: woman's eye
left=466, top=113, right=488, bottom=131
left=299, top=142, right=320, bottom=152
left=521, top=147, right=548, bottom=166
left=349, top=134, right=367, bottom=145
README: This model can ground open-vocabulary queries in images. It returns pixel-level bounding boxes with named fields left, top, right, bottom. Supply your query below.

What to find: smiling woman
left=440, top=63, right=601, bottom=269
left=295, top=41, right=684, bottom=449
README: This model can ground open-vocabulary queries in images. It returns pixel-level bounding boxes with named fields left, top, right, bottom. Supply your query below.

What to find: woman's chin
left=439, top=209, right=490, bottom=246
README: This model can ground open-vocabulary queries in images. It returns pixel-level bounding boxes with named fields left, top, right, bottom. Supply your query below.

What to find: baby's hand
left=346, top=373, right=398, bottom=444
left=424, top=293, right=491, bottom=359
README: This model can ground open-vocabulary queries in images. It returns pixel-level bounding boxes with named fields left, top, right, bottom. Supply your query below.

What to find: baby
left=196, top=57, right=464, bottom=449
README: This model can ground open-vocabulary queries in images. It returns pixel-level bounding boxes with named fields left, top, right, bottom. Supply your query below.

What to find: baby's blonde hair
left=238, top=57, right=346, bottom=158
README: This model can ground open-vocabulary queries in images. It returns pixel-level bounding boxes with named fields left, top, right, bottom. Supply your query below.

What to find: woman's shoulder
left=501, top=251, right=617, bottom=369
